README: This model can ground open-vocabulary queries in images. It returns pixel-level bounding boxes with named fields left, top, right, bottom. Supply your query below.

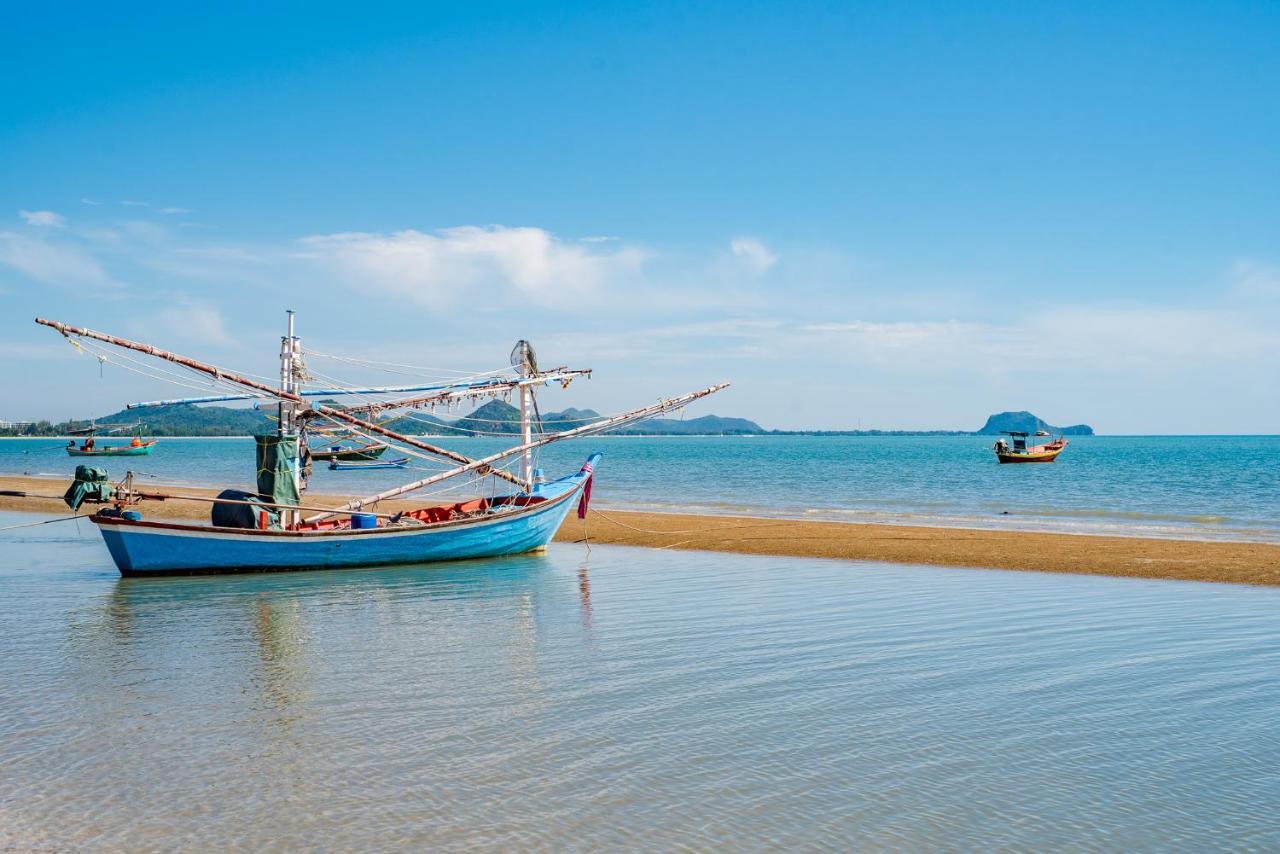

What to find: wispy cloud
left=80, top=198, right=102, bottom=206
left=119, top=200, right=150, bottom=208
left=730, top=236, right=778, bottom=273
left=159, top=207, right=191, bottom=215
left=298, top=225, right=647, bottom=308
left=1232, top=258, right=1280, bottom=299
left=149, top=299, right=234, bottom=347
left=0, top=231, right=114, bottom=290
left=803, top=308, right=1280, bottom=371
left=19, top=210, right=65, bottom=227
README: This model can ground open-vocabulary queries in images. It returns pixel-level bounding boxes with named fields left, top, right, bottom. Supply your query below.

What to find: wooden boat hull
left=93, top=456, right=597, bottom=576
left=328, top=458, right=410, bottom=471
left=66, top=441, right=156, bottom=457
left=311, top=443, right=388, bottom=462
left=996, top=444, right=1066, bottom=464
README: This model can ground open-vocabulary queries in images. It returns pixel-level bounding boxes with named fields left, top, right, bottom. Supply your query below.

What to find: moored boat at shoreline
left=310, top=441, right=389, bottom=462
left=36, top=313, right=726, bottom=576
left=993, top=431, right=1068, bottom=463
left=64, top=422, right=157, bottom=457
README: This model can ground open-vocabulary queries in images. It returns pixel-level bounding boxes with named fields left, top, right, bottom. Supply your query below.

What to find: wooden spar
left=302, top=383, right=730, bottom=523
left=34, top=318, right=528, bottom=489
left=126, top=370, right=592, bottom=411
left=341, top=370, right=592, bottom=417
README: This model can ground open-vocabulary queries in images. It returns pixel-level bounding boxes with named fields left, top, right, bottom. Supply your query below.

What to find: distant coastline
left=0, top=405, right=1094, bottom=438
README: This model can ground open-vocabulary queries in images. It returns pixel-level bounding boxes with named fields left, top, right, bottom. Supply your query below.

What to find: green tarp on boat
left=255, top=435, right=300, bottom=508
left=63, top=465, right=113, bottom=510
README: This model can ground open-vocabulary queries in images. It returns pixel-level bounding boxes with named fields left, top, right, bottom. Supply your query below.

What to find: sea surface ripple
left=1, top=513, right=1278, bottom=850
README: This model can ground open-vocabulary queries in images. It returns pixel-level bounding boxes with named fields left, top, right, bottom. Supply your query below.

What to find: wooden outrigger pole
left=302, top=383, right=729, bottom=523
left=34, top=318, right=529, bottom=489
left=124, top=370, right=592, bottom=410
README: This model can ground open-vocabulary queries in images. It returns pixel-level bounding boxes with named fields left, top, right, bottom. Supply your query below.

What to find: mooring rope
left=0, top=514, right=84, bottom=533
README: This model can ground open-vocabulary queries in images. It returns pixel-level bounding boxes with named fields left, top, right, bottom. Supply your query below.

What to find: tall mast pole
left=519, top=350, right=534, bottom=487
left=279, top=310, right=295, bottom=435
left=280, top=310, right=302, bottom=528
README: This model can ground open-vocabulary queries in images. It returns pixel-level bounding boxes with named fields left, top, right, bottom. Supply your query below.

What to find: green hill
left=449, top=401, right=768, bottom=436
left=976, top=411, right=1094, bottom=436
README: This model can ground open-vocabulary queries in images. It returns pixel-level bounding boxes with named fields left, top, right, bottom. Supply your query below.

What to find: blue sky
left=2, top=2, right=1277, bottom=432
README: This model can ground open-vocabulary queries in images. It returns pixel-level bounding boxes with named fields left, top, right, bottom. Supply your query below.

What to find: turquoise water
left=1, top=513, right=1278, bottom=849
left=2, top=434, right=1278, bottom=541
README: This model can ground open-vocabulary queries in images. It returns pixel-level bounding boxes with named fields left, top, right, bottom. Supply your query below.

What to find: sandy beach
left=3, top=474, right=1277, bottom=586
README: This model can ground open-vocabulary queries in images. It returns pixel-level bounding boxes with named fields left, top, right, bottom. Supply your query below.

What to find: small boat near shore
left=328, top=457, right=410, bottom=471
left=993, top=431, right=1068, bottom=463
left=310, top=442, right=388, bottom=462
left=65, top=423, right=157, bottom=457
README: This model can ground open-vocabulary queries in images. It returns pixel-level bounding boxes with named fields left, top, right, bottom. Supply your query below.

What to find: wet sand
left=2, top=474, right=1277, bottom=586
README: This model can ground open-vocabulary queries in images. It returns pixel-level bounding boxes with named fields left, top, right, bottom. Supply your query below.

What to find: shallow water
left=2, top=512, right=1278, bottom=849
left=3, top=434, right=1278, bottom=542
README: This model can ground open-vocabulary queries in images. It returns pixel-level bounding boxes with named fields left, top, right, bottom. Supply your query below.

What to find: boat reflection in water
left=84, top=553, right=596, bottom=727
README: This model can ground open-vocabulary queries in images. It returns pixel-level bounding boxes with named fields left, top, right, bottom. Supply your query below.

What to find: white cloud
left=803, top=307, right=1280, bottom=372
left=19, top=210, right=65, bottom=227
left=159, top=207, right=191, bottom=215
left=298, top=225, right=647, bottom=308
left=120, top=200, right=150, bottom=207
left=1232, top=259, right=1280, bottom=299
left=730, top=236, right=778, bottom=273
left=80, top=198, right=102, bottom=206
left=0, top=231, right=113, bottom=289
left=151, top=300, right=233, bottom=347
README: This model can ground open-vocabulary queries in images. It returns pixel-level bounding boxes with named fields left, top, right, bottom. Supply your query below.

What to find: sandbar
left=2, top=474, right=1277, bottom=586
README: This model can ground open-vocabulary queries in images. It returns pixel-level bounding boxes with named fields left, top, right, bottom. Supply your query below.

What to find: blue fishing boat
left=37, top=313, right=727, bottom=577
left=95, top=458, right=597, bottom=576
left=328, top=457, right=410, bottom=471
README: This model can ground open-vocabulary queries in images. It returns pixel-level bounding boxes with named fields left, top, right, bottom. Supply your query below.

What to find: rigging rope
left=305, top=350, right=510, bottom=380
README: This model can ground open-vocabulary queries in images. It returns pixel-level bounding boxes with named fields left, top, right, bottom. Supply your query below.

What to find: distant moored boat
left=65, top=422, right=157, bottom=457
left=992, top=431, right=1068, bottom=463
left=310, top=442, right=389, bottom=462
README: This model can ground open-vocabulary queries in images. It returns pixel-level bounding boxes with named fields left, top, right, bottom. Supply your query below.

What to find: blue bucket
left=351, top=513, right=377, bottom=530
left=122, top=510, right=143, bottom=521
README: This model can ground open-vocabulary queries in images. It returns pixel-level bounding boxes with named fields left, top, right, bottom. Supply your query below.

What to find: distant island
left=0, top=403, right=1092, bottom=438
left=975, top=411, right=1094, bottom=436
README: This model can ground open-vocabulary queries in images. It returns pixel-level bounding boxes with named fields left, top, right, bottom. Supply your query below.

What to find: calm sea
left=1, top=514, right=1277, bottom=849
left=3, top=434, right=1277, bottom=542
